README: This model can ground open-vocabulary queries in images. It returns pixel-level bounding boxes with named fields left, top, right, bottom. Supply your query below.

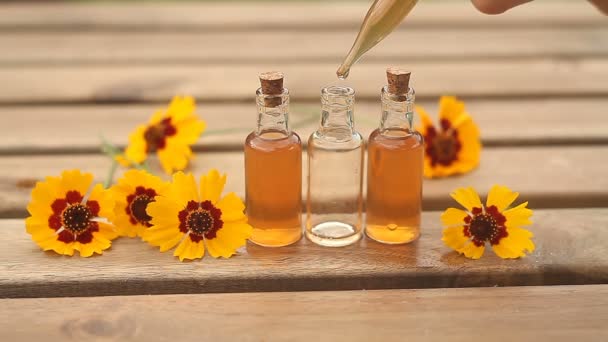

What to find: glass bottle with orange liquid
left=245, top=72, right=302, bottom=247
left=365, top=68, right=423, bottom=244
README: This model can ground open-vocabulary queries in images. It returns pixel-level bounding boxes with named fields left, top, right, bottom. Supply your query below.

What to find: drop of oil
left=336, top=66, right=350, bottom=80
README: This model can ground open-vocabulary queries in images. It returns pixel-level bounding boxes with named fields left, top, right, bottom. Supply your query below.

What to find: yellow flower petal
left=173, top=237, right=203, bottom=261
left=503, top=202, right=533, bottom=229
left=450, top=187, right=482, bottom=211
left=167, top=95, right=196, bottom=123
left=60, top=170, right=93, bottom=196
left=492, top=227, right=535, bottom=259
left=206, top=221, right=252, bottom=258
left=486, top=185, right=519, bottom=212
left=175, top=118, right=206, bottom=145
left=200, top=169, right=227, bottom=204
left=440, top=208, right=469, bottom=227
left=170, top=172, right=199, bottom=205
left=458, top=242, right=485, bottom=259
left=159, top=234, right=185, bottom=252
left=438, top=96, right=465, bottom=123
left=442, top=226, right=470, bottom=251
left=124, top=125, right=148, bottom=164
left=217, top=192, right=246, bottom=222
left=157, top=138, right=192, bottom=174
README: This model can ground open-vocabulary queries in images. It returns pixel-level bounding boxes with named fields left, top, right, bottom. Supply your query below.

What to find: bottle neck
left=256, top=88, right=290, bottom=136
left=318, top=86, right=356, bottom=140
left=380, top=85, right=415, bottom=132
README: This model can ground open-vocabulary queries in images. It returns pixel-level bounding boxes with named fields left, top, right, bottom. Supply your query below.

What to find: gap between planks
left=1, top=98, right=608, bottom=155
left=0, top=285, right=607, bottom=341
left=2, top=146, right=608, bottom=219
left=1, top=209, right=607, bottom=298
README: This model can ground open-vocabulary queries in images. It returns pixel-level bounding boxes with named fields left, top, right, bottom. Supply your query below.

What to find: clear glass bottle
left=306, top=86, right=364, bottom=247
left=366, top=69, right=423, bottom=244
left=245, top=72, right=302, bottom=247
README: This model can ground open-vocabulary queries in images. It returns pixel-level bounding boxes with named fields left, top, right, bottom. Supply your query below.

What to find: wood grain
left=1, top=60, right=608, bottom=105
left=3, top=146, right=608, bottom=218
left=2, top=98, right=607, bottom=155
left=3, top=28, right=607, bottom=65
left=1, top=209, right=608, bottom=298
left=1, top=285, right=607, bottom=341
left=0, top=2, right=604, bottom=32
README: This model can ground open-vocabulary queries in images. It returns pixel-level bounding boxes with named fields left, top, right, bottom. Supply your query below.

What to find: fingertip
left=471, top=0, right=532, bottom=15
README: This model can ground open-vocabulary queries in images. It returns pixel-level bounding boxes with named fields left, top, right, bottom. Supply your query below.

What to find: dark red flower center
left=131, top=195, right=153, bottom=223
left=125, top=186, right=157, bottom=227
left=144, top=117, right=177, bottom=152
left=464, top=206, right=508, bottom=246
left=424, top=119, right=462, bottom=167
left=62, top=204, right=92, bottom=234
left=187, top=210, right=214, bottom=235
left=178, top=200, right=223, bottom=242
left=48, top=190, right=100, bottom=244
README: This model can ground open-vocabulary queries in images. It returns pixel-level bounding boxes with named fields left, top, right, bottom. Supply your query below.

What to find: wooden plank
left=1, top=286, right=607, bottom=341
left=2, top=98, right=607, bottom=155
left=1, top=60, right=608, bottom=105
left=3, top=28, right=608, bottom=65
left=0, top=2, right=604, bottom=32
left=1, top=209, right=607, bottom=298
left=2, top=146, right=608, bottom=218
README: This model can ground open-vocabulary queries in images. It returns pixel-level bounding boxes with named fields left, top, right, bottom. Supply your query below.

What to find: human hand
left=471, top=0, right=608, bottom=15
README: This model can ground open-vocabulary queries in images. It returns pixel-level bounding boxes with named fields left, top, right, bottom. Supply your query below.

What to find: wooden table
left=1, top=1, right=607, bottom=341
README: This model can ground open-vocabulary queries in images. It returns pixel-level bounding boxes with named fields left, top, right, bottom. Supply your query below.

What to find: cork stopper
left=386, top=67, right=411, bottom=97
left=259, top=71, right=284, bottom=107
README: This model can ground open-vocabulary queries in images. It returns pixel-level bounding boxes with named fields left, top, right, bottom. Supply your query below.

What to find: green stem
left=103, top=160, right=118, bottom=189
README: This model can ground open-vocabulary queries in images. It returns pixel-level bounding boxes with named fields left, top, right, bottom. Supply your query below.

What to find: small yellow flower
left=25, top=170, right=117, bottom=257
left=416, top=96, right=481, bottom=178
left=441, top=185, right=534, bottom=259
left=124, top=96, right=206, bottom=174
left=110, top=169, right=169, bottom=238
left=143, top=170, right=252, bottom=261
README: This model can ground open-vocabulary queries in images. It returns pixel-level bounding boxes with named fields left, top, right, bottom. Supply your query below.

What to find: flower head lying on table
left=26, top=170, right=117, bottom=257
left=143, top=169, right=253, bottom=261
left=441, top=185, right=534, bottom=259
left=118, top=95, right=206, bottom=174
left=416, top=96, right=481, bottom=179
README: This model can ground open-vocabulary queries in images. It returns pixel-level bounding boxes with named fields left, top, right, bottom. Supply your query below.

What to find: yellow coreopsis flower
left=143, top=170, right=252, bottom=261
left=25, top=170, right=117, bottom=257
left=124, top=95, right=206, bottom=174
left=416, top=96, right=481, bottom=178
left=110, top=169, right=169, bottom=238
left=441, top=185, right=534, bottom=259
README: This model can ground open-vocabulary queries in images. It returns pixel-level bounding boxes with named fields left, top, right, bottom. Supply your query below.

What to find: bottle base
left=365, top=224, right=420, bottom=245
left=306, top=221, right=362, bottom=247
left=249, top=227, right=302, bottom=247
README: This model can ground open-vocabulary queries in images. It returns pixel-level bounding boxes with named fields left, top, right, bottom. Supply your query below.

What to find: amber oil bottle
left=366, top=68, right=423, bottom=244
left=245, top=72, right=302, bottom=247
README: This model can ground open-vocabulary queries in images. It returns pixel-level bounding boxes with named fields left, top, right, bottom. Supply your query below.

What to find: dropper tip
left=336, top=66, right=350, bottom=80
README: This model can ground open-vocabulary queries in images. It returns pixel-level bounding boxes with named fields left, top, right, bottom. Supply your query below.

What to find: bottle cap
left=259, top=71, right=284, bottom=107
left=386, top=67, right=411, bottom=95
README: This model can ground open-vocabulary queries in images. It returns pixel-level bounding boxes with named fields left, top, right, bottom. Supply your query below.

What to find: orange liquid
left=245, top=131, right=302, bottom=247
left=366, top=128, right=423, bottom=244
